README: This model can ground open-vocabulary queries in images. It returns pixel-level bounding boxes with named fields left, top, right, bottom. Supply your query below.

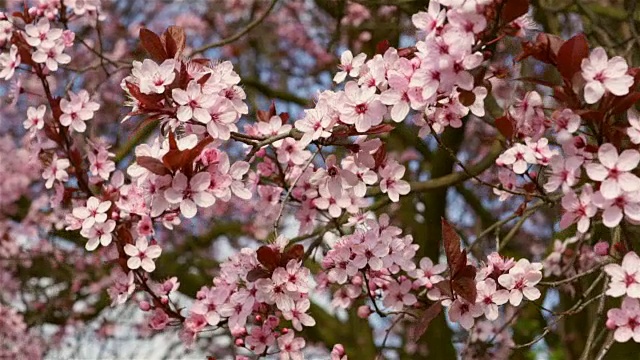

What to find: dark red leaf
left=373, top=144, right=387, bottom=171
left=495, top=115, right=515, bottom=140
left=556, top=33, right=589, bottom=81
left=500, top=0, right=529, bottom=25
left=257, top=102, right=277, bottom=122
left=364, top=124, right=395, bottom=135
left=125, top=82, right=164, bottom=110
left=515, top=33, right=563, bottom=65
left=407, top=302, right=442, bottom=343
left=246, top=267, right=272, bottom=282
left=140, top=28, right=168, bottom=61
left=611, top=92, right=640, bottom=115
left=136, top=156, right=170, bottom=175
left=442, top=218, right=462, bottom=269
left=452, top=276, right=477, bottom=304
left=162, top=26, right=186, bottom=59
left=458, top=90, right=476, bottom=107
left=282, top=244, right=304, bottom=263
left=376, top=39, right=390, bottom=55
left=256, top=246, right=280, bottom=271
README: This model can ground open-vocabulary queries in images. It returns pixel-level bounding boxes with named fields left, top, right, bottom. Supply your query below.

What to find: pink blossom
left=605, top=252, right=640, bottom=298
left=24, top=105, right=46, bottom=132
left=338, top=81, right=386, bottom=132
left=582, top=47, right=634, bottom=104
left=131, top=59, right=176, bottom=94
left=592, top=190, right=640, bottom=228
left=277, top=331, right=305, bottom=360
left=334, top=50, right=367, bottom=83
left=448, top=299, right=483, bottom=330
left=544, top=155, right=583, bottom=193
left=72, top=196, right=111, bottom=229
left=59, top=90, right=100, bottom=133
left=124, top=237, right=162, bottom=272
left=282, top=298, right=316, bottom=331
left=42, top=154, right=70, bottom=189
left=164, top=172, right=215, bottom=218
left=628, top=108, right=640, bottom=144
left=410, top=257, right=446, bottom=289
left=560, top=185, right=597, bottom=233
left=0, top=45, right=20, bottom=80
left=496, top=143, right=537, bottom=175
left=383, top=279, right=417, bottom=311
left=81, top=219, right=116, bottom=251
left=607, top=296, right=640, bottom=342
left=24, top=18, right=62, bottom=49
left=497, top=259, right=543, bottom=306
left=476, top=279, right=509, bottom=320
left=172, top=80, right=215, bottom=123
left=585, top=143, right=640, bottom=199
left=379, top=159, right=410, bottom=202
left=32, top=42, right=71, bottom=71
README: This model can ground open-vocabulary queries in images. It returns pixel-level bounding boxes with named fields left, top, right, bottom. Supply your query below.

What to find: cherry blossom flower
left=338, top=81, right=386, bottom=132
left=383, top=279, right=417, bottom=311
left=544, top=155, right=583, bottom=193
left=497, top=259, right=543, bottom=306
left=42, top=154, right=70, bottom=189
left=257, top=116, right=292, bottom=146
left=72, top=196, right=112, bottom=229
left=164, top=172, right=215, bottom=218
left=276, top=138, right=311, bottom=165
left=124, top=237, right=162, bottom=272
left=410, top=257, right=446, bottom=289
left=552, top=108, right=581, bottom=142
left=132, top=59, right=176, bottom=94
left=32, top=42, right=71, bottom=72
left=334, top=50, right=367, bottom=83
left=88, top=150, right=116, bottom=181
left=81, top=219, right=116, bottom=251
left=496, top=143, right=537, bottom=174
left=605, top=251, right=640, bottom=298
left=582, top=47, right=634, bottom=104
left=592, top=190, right=640, bottom=228
left=24, top=18, right=62, bottom=49
left=476, top=278, right=509, bottom=320
left=585, top=143, right=640, bottom=199
left=560, top=188, right=595, bottom=235
left=172, top=80, right=215, bottom=123
left=282, top=298, right=316, bottom=331
left=246, top=325, right=276, bottom=354
left=60, top=90, right=100, bottom=133
left=448, top=299, right=483, bottom=330
left=607, top=296, right=640, bottom=343
left=218, top=290, right=254, bottom=331
left=107, top=270, right=135, bottom=306
left=295, top=107, right=333, bottom=145
left=277, top=331, right=305, bottom=360
left=379, top=160, right=411, bottom=202
left=331, top=344, right=348, bottom=360
left=24, top=105, right=46, bottom=132
left=0, top=45, right=20, bottom=80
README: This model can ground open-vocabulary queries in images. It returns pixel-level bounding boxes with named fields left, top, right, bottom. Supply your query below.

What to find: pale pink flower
left=42, top=154, right=70, bottom=189
left=132, top=59, right=176, bottom=94
left=379, top=160, right=410, bottom=202
left=383, top=279, right=417, bottom=311
left=585, top=143, right=640, bottom=199
left=88, top=150, right=116, bottom=181
left=628, top=108, right=640, bottom=144
left=24, top=18, right=62, bottom=49
left=32, top=42, right=71, bottom=71
left=448, top=299, right=483, bottom=330
left=124, top=237, right=162, bottom=272
left=72, top=196, right=111, bottom=229
left=592, top=190, right=640, bottom=228
left=164, top=172, right=215, bottom=218
left=59, top=90, right=100, bottom=133
left=276, top=138, right=311, bottom=165
left=582, top=47, right=634, bottom=104
left=339, top=81, right=386, bottom=132
left=172, top=80, right=215, bottom=123
left=605, top=252, right=640, bottom=298
left=334, top=50, right=366, bottom=83
left=277, top=331, right=305, bottom=360
left=560, top=185, right=597, bottom=233
left=282, top=298, right=316, bottom=331
left=410, top=257, right=446, bottom=289
left=24, top=105, right=46, bottom=132
left=476, top=278, right=509, bottom=320
left=607, top=296, right=640, bottom=342
left=544, top=155, right=583, bottom=193
left=496, top=143, right=537, bottom=175
left=0, top=45, right=20, bottom=80
left=81, top=219, right=116, bottom=251
left=497, top=259, right=543, bottom=306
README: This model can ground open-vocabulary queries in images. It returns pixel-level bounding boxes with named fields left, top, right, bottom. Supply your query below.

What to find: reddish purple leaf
left=556, top=34, right=589, bottom=81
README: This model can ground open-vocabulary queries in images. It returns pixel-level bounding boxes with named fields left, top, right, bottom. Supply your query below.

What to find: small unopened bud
left=234, top=338, right=244, bottom=346
left=594, top=241, right=609, bottom=256
left=139, top=300, right=151, bottom=311
left=606, top=319, right=617, bottom=330
left=357, top=305, right=372, bottom=319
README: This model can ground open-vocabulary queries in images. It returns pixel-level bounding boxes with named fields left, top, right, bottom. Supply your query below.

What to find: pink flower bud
left=606, top=318, right=617, bottom=330
left=357, top=305, right=372, bottom=319
left=594, top=241, right=609, bottom=256
left=139, top=300, right=151, bottom=311
left=235, top=338, right=244, bottom=346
